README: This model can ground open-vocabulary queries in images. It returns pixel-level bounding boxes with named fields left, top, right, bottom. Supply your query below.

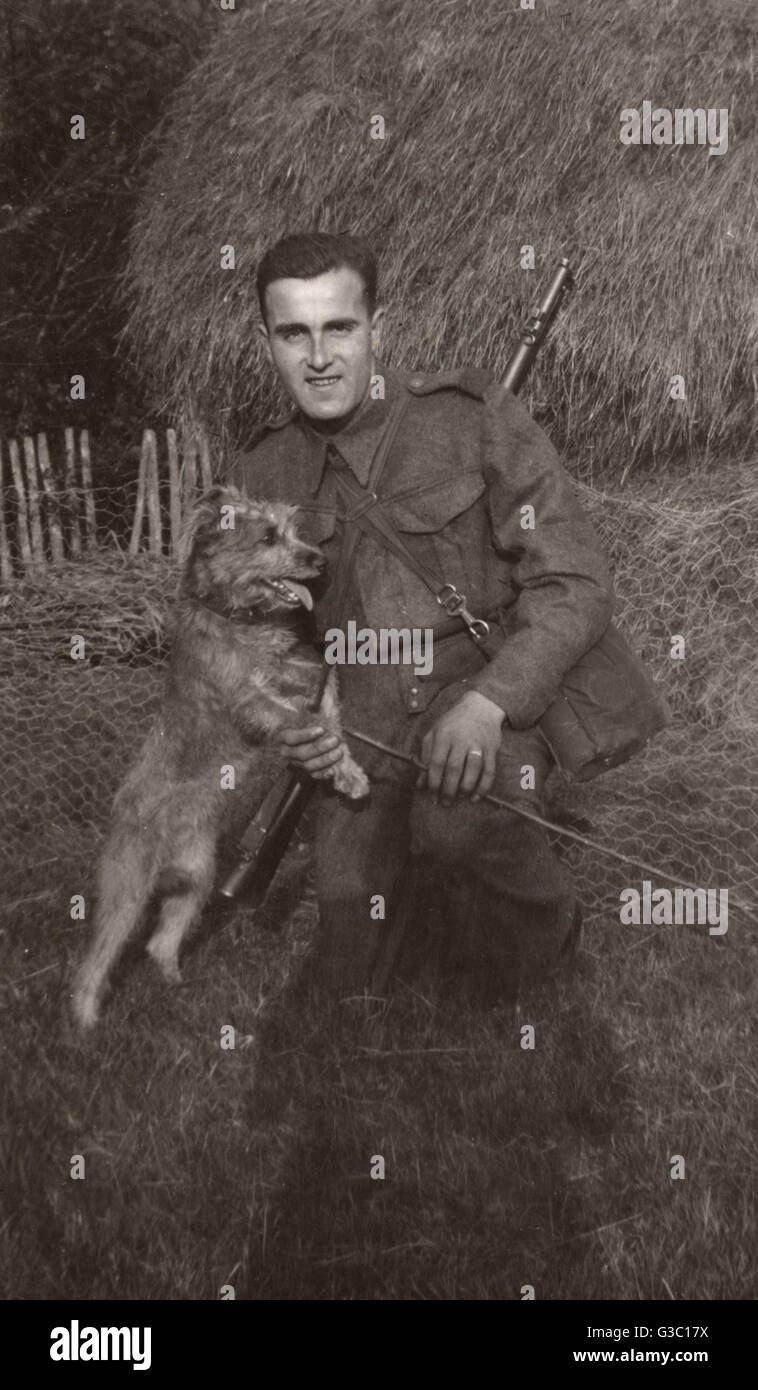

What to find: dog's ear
left=193, top=483, right=242, bottom=528
left=175, top=486, right=242, bottom=570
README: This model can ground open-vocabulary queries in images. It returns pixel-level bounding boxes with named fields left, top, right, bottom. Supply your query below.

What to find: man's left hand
left=417, top=691, right=506, bottom=805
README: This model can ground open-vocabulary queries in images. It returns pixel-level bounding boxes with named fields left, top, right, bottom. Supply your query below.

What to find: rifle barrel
left=501, top=257, right=574, bottom=394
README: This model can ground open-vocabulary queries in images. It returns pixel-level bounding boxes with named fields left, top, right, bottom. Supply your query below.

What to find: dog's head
left=179, top=486, right=325, bottom=614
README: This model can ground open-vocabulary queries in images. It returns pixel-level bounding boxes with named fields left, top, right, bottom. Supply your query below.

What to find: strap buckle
left=436, top=583, right=491, bottom=643
left=344, top=491, right=378, bottom=521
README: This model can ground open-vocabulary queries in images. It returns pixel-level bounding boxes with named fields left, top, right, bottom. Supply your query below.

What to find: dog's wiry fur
left=71, top=486, right=368, bottom=1029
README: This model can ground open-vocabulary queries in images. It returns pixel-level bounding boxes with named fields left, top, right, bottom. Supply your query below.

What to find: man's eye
left=283, top=329, right=304, bottom=342
left=262, top=527, right=277, bottom=545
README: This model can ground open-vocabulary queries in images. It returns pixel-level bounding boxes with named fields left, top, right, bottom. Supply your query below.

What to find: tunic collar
left=295, top=362, right=406, bottom=496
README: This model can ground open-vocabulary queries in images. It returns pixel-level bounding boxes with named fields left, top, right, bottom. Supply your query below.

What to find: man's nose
left=307, top=334, right=333, bottom=370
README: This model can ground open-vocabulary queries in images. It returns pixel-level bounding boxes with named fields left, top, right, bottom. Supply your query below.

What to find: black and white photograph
left=1, top=0, right=756, bottom=1343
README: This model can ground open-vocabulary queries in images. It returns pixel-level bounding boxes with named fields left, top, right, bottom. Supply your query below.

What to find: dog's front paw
left=332, top=750, right=370, bottom=800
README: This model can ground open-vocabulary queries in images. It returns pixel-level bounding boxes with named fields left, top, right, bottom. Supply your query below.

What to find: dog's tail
left=71, top=829, right=157, bottom=1030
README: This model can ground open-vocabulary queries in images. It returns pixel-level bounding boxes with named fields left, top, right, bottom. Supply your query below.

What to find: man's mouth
left=306, top=376, right=340, bottom=390
left=262, top=577, right=314, bottom=610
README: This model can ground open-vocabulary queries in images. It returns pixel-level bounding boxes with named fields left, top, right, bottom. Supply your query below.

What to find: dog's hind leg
left=146, top=838, right=215, bottom=985
left=71, top=833, right=155, bottom=1030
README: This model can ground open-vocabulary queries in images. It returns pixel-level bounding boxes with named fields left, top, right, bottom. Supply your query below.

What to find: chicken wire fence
left=2, top=462, right=757, bottom=940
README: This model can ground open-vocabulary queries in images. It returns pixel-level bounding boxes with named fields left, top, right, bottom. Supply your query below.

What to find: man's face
left=259, top=267, right=384, bottom=428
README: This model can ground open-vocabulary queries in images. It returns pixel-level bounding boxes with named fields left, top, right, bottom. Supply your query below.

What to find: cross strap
left=327, top=448, right=499, bottom=662
left=324, top=390, right=411, bottom=628
left=306, top=390, right=414, bottom=711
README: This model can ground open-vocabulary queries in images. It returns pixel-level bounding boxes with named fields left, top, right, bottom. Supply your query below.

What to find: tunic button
left=409, top=698, right=419, bottom=710
left=408, top=373, right=425, bottom=390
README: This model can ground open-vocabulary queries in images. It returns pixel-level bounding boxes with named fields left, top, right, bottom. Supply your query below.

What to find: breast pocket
left=379, top=469, right=493, bottom=624
left=381, top=468, right=486, bottom=533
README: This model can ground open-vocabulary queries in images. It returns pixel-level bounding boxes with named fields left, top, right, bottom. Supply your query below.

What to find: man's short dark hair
left=256, top=232, right=378, bottom=321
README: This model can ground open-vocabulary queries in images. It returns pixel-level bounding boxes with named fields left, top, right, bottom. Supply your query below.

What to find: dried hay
left=124, top=0, right=757, bottom=472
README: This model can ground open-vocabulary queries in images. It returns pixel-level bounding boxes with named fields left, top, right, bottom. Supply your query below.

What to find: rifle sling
left=324, top=390, right=412, bottom=644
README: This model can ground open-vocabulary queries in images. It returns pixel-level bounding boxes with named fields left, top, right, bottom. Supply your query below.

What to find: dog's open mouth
left=262, top=577, right=314, bottom=610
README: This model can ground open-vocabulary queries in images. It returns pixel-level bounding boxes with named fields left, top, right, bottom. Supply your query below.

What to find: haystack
left=125, top=0, right=756, bottom=472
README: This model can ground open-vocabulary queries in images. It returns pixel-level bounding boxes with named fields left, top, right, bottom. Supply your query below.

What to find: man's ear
left=258, top=320, right=272, bottom=363
left=370, top=305, right=385, bottom=355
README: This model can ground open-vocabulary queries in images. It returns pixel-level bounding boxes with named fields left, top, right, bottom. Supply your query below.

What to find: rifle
left=217, top=257, right=575, bottom=906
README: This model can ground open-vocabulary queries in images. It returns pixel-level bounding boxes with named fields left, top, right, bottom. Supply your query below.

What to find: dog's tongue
left=284, top=580, right=313, bottom=611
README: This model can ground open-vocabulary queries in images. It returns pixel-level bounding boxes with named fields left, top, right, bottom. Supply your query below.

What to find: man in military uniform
left=228, top=231, right=614, bottom=1000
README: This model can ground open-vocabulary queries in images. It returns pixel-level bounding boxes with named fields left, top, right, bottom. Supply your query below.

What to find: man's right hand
left=278, top=724, right=344, bottom=779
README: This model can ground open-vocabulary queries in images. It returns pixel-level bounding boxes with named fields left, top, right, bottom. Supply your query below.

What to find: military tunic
left=229, top=364, right=614, bottom=997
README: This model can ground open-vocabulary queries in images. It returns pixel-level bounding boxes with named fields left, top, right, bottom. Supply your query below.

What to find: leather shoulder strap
left=329, top=430, right=497, bottom=661
left=366, top=390, right=412, bottom=490
left=326, top=390, right=412, bottom=631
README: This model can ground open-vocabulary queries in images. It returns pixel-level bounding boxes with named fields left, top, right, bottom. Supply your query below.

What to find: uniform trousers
left=307, top=662, right=577, bottom=1000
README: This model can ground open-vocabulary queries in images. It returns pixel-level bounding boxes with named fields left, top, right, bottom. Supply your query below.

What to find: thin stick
left=181, top=429, right=197, bottom=511
left=357, top=1048, right=475, bottom=1056
left=144, top=428, right=162, bottom=556
left=22, top=435, right=45, bottom=567
left=344, top=727, right=751, bottom=911
left=198, top=426, right=213, bottom=490
left=166, top=427, right=182, bottom=556
left=36, top=433, right=64, bottom=563
left=79, top=429, right=96, bottom=548
left=64, top=426, right=81, bottom=557
left=550, top=1212, right=643, bottom=1248
left=9, top=963, right=57, bottom=985
left=7, top=440, right=33, bottom=575
left=128, top=432, right=148, bottom=557
left=0, top=441, right=13, bottom=584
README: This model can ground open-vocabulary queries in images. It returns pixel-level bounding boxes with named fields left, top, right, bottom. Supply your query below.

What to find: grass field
left=2, top=809, right=757, bottom=1301
left=2, top=459, right=756, bottom=1301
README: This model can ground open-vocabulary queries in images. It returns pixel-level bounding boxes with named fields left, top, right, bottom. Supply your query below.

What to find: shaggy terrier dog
left=71, top=486, right=368, bottom=1029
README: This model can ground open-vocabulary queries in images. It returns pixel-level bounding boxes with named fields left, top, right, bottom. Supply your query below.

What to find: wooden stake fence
left=63, top=427, right=82, bottom=558
left=0, top=425, right=215, bottom=581
left=0, top=445, right=12, bottom=586
left=36, top=434, right=64, bottom=564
